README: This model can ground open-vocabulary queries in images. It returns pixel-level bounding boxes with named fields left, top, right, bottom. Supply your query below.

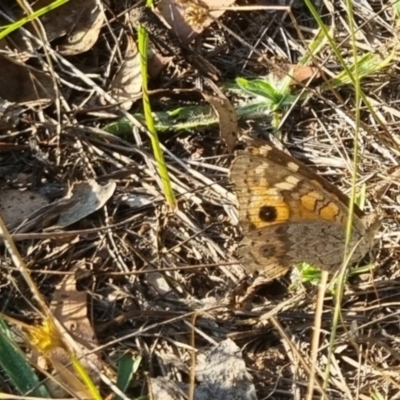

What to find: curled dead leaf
left=202, top=92, right=238, bottom=153
left=53, top=180, right=116, bottom=229
left=109, top=36, right=142, bottom=110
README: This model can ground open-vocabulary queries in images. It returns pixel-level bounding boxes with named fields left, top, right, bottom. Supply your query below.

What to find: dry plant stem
left=269, top=316, right=329, bottom=399
left=216, top=5, right=307, bottom=62
left=323, top=260, right=349, bottom=390
left=16, top=0, right=62, bottom=163
left=4, top=212, right=143, bottom=241
left=0, top=216, right=48, bottom=317
left=306, top=271, right=328, bottom=400
left=189, top=312, right=199, bottom=400
left=343, top=0, right=361, bottom=267
left=92, top=307, right=222, bottom=354
left=1, top=262, right=230, bottom=278
left=280, top=332, right=301, bottom=399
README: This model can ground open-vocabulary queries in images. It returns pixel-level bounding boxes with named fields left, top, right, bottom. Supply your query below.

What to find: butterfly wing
left=238, top=220, right=370, bottom=278
left=230, top=144, right=375, bottom=278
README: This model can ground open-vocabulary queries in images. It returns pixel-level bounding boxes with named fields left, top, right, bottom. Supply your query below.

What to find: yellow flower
left=27, top=319, right=64, bottom=354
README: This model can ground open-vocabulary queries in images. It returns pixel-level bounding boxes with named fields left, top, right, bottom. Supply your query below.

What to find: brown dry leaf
left=203, top=92, right=238, bottom=153
left=51, top=274, right=99, bottom=356
left=9, top=197, right=78, bottom=234
left=157, top=0, right=235, bottom=43
left=0, top=0, right=103, bottom=56
left=6, top=180, right=115, bottom=234
left=0, top=189, right=49, bottom=227
left=109, top=35, right=142, bottom=110
left=50, top=274, right=101, bottom=396
left=0, top=54, right=56, bottom=103
left=53, top=1, right=104, bottom=55
left=35, top=0, right=104, bottom=55
left=286, top=64, right=321, bottom=85
left=53, top=180, right=116, bottom=229
left=148, top=50, right=173, bottom=78
left=268, top=58, right=322, bottom=85
left=290, top=65, right=321, bottom=83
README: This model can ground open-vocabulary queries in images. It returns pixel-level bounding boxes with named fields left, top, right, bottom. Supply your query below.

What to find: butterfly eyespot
left=259, top=205, right=278, bottom=222
left=259, top=244, right=276, bottom=257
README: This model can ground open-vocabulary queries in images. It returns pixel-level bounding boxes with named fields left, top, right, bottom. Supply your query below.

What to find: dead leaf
left=267, top=57, right=322, bottom=85
left=148, top=50, right=173, bottom=78
left=53, top=180, right=116, bottom=229
left=0, top=54, right=56, bottom=103
left=36, top=0, right=104, bottom=55
left=286, top=64, right=321, bottom=85
left=51, top=274, right=99, bottom=355
left=55, top=3, right=104, bottom=55
left=202, top=92, right=238, bottom=153
left=157, top=0, right=235, bottom=44
left=4, top=180, right=115, bottom=234
left=0, top=189, right=49, bottom=227
left=9, top=197, right=78, bottom=234
left=0, top=0, right=103, bottom=57
left=109, top=36, right=142, bottom=110
left=48, top=274, right=101, bottom=397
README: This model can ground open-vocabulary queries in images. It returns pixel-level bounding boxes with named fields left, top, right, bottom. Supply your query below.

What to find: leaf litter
left=0, top=1, right=399, bottom=399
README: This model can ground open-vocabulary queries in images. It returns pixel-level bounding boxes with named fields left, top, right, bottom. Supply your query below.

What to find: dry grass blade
left=306, top=271, right=328, bottom=400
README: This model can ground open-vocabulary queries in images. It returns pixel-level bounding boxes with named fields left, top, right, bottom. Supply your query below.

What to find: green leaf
left=236, top=77, right=279, bottom=100
left=115, top=353, right=142, bottom=400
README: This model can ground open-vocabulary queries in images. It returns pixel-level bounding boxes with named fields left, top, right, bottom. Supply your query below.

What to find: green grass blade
left=138, top=20, right=176, bottom=207
left=304, top=0, right=356, bottom=86
left=0, top=0, right=69, bottom=40
left=298, top=27, right=331, bottom=66
left=323, top=52, right=394, bottom=89
left=394, top=0, right=400, bottom=21
left=69, top=353, right=102, bottom=400
left=0, top=318, right=49, bottom=397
